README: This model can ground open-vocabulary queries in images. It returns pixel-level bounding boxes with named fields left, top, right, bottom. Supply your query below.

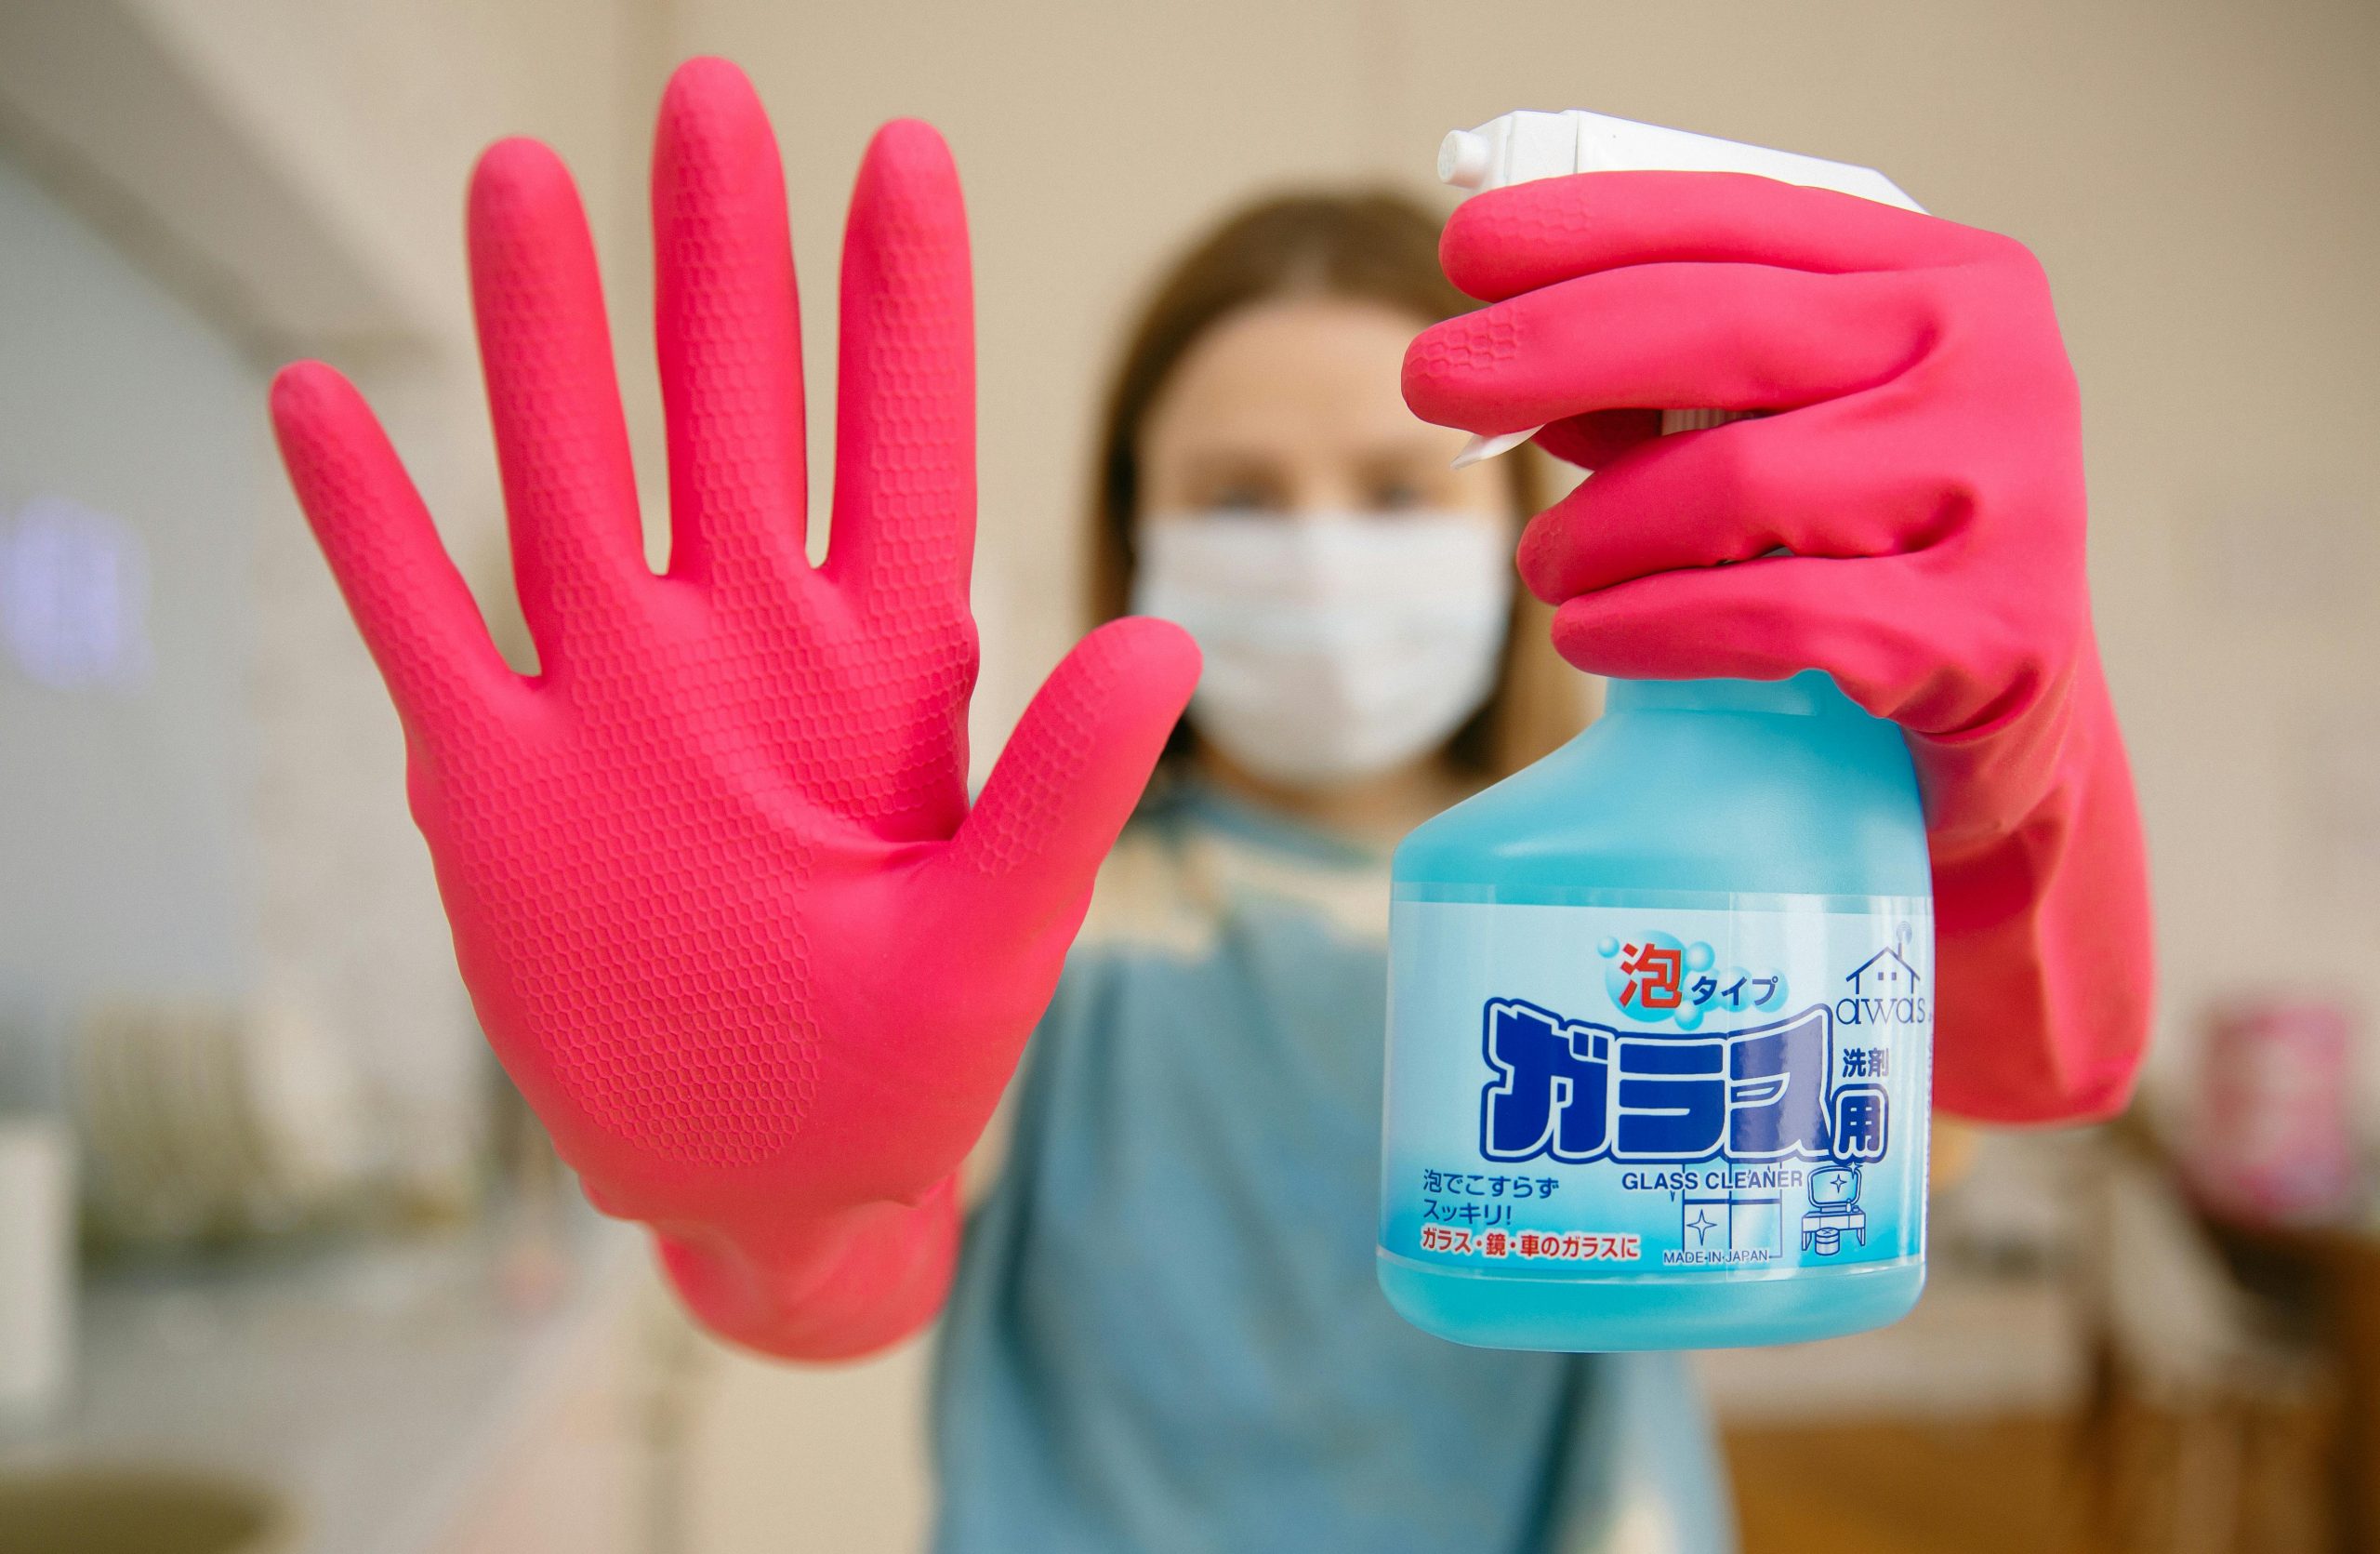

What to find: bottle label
left=1382, top=894, right=1932, bottom=1278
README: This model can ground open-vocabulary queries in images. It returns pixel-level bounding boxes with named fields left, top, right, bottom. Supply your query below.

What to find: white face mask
left=1130, top=511, right=1514, bottom=788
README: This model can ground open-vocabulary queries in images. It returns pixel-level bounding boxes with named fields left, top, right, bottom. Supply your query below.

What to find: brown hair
left=1087, top=189, right=1585, bottom=780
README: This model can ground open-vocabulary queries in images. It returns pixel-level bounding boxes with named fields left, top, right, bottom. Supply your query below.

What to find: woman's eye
left=1204, top=480, right=1287, bottom=513
left=1367, top=479, right=1427, bottom=512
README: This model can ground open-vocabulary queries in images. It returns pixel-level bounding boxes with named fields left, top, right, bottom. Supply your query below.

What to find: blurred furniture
left=2076, top=1335, right=2338, bottom=1554
left=0, top=1465, right=293, bottom=1554
left=1726, top=1369, right=2339, bottom=1554
left=2202, top=1219, right=2380, bottom=1552
left=0, top=1117, right=73, bottom=1422
left=0, top=1202, right=668, bottom=1554
left=73, top=1000, right=372, bottom=1251
left=1718, top=1125, right=2352, bottom=1554
left=1704, top=1259, right=2097, bottom=1552
left=2067, top=1139, right=2344, bottom=1554
left=1726, top=1413, right=2090, bottom=1553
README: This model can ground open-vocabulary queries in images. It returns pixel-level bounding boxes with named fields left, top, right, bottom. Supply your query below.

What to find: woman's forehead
left=1144, top=295, right=1434, bottom=455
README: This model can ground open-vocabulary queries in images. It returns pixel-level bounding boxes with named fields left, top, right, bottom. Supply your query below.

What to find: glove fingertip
left=467, top=139, right=586, bottom=266
left=269, top=358, right=350, bottom=429
left=268, top=361, right=385, bottom=527
left=660, top=55, right=762, bottom=120
left=863, top=116, right=959, bottom=182
left=1548, top=591, right=1720, bottom=682
left=1400, top=317, right=1497, bottom=431
left=1514, top=511, right=1573, bottom=606
left=947, top=618, right=1197, bottom=903
left=1437, top=187, right=1532, bottom=300
left=1100, top=613, right=1202, bottom=712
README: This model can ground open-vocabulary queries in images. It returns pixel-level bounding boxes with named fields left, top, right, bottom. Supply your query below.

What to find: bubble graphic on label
left=1596, top=936, right=1620, bottom=958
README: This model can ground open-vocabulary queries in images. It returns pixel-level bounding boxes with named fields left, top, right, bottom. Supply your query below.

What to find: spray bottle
left=1378, top=110, right=1936, bottom=1351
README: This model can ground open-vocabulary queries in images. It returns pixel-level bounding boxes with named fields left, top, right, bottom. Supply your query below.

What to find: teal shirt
left=931, top=789, right=1735, bottom=1553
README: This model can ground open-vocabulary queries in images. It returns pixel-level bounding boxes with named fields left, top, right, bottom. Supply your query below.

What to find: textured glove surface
left=1404, top=171, right=2151, bottom=1120
left=271, top=60, right=1196, bottom=1264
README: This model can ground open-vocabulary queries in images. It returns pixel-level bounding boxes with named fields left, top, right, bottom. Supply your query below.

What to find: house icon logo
left=1835, top=942, right=1928, bottom=1028
left=1844, top=946, right=1922, bottom=996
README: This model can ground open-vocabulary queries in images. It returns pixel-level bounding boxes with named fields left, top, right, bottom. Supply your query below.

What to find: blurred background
left=0, top=0, right=2373, bottom=1549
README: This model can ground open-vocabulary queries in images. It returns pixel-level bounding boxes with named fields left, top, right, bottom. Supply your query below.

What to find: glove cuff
left=1924, top=640, right=2154, bottom=1121
left=653, top=1175, right=961, bottom=1360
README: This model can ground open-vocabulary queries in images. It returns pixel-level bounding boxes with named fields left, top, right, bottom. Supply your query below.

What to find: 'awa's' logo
left=1835, top=936, right=1928, bottom=1029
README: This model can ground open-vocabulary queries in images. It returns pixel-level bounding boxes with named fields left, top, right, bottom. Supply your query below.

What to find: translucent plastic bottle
left=1377, top=112, right=1937, bottom=1352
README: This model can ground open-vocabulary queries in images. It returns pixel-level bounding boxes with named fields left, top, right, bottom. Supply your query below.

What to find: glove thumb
left=938, top=616, right=1198, bottom=937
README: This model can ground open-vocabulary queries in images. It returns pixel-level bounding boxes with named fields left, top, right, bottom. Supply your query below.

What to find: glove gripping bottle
left=1378, top=111, right=1936, bottom=1351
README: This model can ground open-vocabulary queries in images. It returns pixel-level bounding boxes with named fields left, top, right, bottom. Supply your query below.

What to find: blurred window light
left=0, top=496, right=152, bottom=690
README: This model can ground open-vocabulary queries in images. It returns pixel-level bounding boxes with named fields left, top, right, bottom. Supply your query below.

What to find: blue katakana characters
left=1613, top=1034, right=1726, bottom=1159
left=1482, top=999, right=1844, bottom=1165
left=1482, top=1000, right=1612, bottom=1162
left=1726, top=1007, right=1833, bottom=1159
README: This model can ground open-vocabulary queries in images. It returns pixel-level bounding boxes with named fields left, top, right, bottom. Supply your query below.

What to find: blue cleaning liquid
left=1379, top=671, right=1934, bottom=1350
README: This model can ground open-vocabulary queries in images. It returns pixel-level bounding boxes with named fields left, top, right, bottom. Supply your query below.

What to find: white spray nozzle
left=1437, top=129, right=1496, bottom=191
left=1437, top=109, right=1925, bottom=467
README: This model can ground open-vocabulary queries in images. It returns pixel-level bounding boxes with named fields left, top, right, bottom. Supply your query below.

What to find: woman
left=929, top=192, right=1732, bottom=1550
left=268, top=56, right=2149, bottom=1554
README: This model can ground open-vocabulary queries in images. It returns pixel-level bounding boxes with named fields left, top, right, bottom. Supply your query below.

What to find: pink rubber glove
left=1404, top=171, right=2152, bottom=1123
left=269, top=59, right=1197, bottom=1358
